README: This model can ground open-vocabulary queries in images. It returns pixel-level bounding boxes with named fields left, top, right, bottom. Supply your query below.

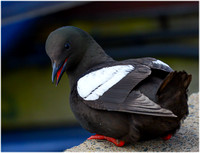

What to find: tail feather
left=157, top=71, right=192, bottom=120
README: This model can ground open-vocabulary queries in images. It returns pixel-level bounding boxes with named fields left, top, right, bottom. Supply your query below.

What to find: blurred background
left=1, top=1, right=199, bottom=152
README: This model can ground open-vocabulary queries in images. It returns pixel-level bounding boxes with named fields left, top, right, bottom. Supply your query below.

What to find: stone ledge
left=65, top=93, right=199, bottom=152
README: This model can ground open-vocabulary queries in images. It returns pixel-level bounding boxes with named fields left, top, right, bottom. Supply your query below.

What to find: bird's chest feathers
left=77, top=65, right=134, bottom=101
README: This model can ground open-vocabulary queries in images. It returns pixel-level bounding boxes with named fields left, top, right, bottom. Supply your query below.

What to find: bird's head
left=45, top=26, right=89, bottom=86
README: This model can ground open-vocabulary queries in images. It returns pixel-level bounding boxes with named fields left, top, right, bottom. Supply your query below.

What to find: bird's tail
left=157, top=71, right=192, bottom=121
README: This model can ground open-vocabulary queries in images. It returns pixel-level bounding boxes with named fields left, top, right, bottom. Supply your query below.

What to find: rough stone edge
left=65, top=93, right=199, bottom=152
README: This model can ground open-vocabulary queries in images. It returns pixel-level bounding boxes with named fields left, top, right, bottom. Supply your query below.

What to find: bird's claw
left=88, top=134, right=125, bottom=147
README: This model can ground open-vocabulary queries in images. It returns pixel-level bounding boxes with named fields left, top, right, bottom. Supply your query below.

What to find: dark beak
left=52, top=58, right=68, bottom=86
left=52, top=63, right=59, bottom=83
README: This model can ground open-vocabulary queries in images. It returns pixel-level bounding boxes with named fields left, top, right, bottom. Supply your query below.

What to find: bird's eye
left=64, top=43, right=71, bottom=50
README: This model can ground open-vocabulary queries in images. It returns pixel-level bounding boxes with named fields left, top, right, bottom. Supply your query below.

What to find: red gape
left=57, top=58, right=68, bottom=81
left=88, top=134, right=125, bottom=147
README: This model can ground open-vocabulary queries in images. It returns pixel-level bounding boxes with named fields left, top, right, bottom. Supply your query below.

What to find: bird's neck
left=67, top=41, right=114, bottom=88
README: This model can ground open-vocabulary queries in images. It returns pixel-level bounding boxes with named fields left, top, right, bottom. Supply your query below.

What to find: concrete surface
left=65, top=93, right=199, bottom=152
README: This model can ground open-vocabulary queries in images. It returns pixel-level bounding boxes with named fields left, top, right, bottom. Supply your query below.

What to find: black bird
left=45, top=26, right=192, bottom=146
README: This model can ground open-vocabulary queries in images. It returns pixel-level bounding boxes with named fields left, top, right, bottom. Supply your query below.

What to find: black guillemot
left=45, top=26, right=192, bottom=147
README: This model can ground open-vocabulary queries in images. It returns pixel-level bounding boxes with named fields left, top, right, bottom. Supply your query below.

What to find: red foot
left=162, top=134, right=172, bottom=140
left=88, top=134, right=125, bottom=147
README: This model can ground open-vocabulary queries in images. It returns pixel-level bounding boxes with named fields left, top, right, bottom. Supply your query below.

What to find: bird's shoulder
left=125, top=57, right=173, bottom=72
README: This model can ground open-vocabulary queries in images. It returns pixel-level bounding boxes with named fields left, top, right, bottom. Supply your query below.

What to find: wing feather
left=79, top=63, right=176, bottom=117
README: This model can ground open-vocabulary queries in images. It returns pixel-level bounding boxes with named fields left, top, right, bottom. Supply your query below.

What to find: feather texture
left=77, top=65, right=134, bottom=100
left=80, top=63, right=176, bottom=117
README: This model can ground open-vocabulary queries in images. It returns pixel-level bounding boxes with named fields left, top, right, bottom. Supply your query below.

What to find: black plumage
left=45, top=26, right=192, bottom=145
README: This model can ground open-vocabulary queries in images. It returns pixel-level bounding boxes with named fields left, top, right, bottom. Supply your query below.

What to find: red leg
left=162, top=134, right=172, bottom=140
left=88, top=134, right=125, bottom=147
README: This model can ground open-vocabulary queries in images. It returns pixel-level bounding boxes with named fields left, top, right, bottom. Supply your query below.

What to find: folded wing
left=77, top=63, right=176, bottom=117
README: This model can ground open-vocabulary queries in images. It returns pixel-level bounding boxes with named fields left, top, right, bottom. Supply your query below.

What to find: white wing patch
left=152, top=60, right=171, bottom=68
left=77, top=65, right=134, bottom=101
